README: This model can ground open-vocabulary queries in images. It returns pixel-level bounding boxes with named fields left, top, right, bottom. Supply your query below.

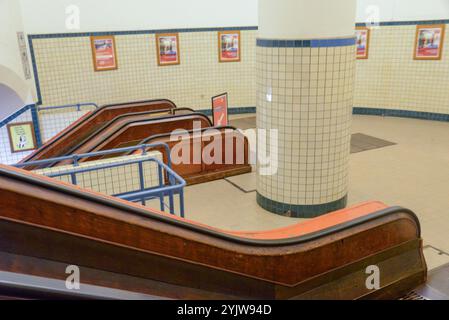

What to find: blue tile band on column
left=256, top=37, right=356, bottom=48
left=257, top=193, right=348, bottom=218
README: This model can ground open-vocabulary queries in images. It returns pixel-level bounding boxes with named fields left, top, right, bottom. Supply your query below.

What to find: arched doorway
left=0, top=65, right=34, bottom=121
left=0, top=83, right=25, bottom=120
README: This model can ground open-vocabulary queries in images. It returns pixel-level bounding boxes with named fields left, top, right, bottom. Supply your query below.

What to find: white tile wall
left=355, top=24, right=449, bottom=114
left=32, top=31, right=256, bottom=110
left=38, top=105, right=96, bottom=143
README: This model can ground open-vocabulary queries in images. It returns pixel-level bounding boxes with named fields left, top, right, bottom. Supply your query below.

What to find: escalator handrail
left=0, top=166, right=422, bottom=248
left=66, top=112, right=214, bottom=156
left=22, top=99, right=178, bottom=163
left=64, top=108, right=199, bottom=157
left=101, top=98, right=177, bottom=109
left=14, top=143, right=174, bottom=169
left=138, top=125, right=243, bottom=145
left=60, top=109, right=176, bottom=159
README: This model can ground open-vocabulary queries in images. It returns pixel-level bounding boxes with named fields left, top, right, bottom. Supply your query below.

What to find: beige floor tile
left=145, top=115, right=449, bottom=255
left=225, top=172, right=257, bottom=193
left=424, top=247, right=449, bottom=271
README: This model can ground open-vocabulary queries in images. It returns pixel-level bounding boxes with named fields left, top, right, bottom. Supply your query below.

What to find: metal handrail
left=14, top=143, right=185, bottom=217
left=38, top=103, right=99, bottom=112
left=16, top=143, right=173, bottom=169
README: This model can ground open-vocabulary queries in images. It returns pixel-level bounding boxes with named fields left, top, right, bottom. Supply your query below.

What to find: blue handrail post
left=72, top=155, right=80, bottom=167
left=141, top=145, right=147, bottom=156
left=169, top=191, right=175, bottom=215
left=138, top=162, right=146, bottom=206
left=70, top=173, right=77, bottom=185
left=179, top=189, right=185, bottom=218
left=157, top=165, right=164, bottom=211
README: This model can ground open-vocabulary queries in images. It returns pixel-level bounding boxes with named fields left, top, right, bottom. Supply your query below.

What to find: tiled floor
left=151, top=114, right=449, bottom=270
left=231, top=116, right=398, bottom=155
left=350, top=133, right=397, bottom=154
left=416, top=263, right=449, bottom=299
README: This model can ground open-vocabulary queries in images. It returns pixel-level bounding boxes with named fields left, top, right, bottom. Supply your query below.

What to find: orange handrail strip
left=1, top=164, right=388, bottom=242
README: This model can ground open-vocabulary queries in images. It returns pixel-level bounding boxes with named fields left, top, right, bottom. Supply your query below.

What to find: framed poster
left=218, top=31, right=241, bottom=63
left=356, top=27, right=370, bottom=59
left=212, top=93, right=229, bottom=127
left=90, top=36, right=118, bottom=71
left=7, top=122, right=37, bottom=153
left=156, top=33, right=180, bottom=66
left=414, top=24, right=446, bottom=60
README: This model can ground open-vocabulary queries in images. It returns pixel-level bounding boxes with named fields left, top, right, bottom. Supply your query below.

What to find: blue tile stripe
left=28, top=37, right=42, bottom=105
left=353, top=107, right=449, bottom=122
left=257, top=37, right=356, bottom=48
left=199, top=106, right=449, bottom=123
left=30, top=105, right=43, bottom=147
left=197, top=106, right=256, bottom=117
left=0, top=104, right=34, bottom=128
left=257, top=193, right=348, bottom=218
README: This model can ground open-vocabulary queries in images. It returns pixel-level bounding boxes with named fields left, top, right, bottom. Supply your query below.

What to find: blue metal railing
left=37, top=102, right=99, bottom=112
left=14, top=143, right=186, bottom=218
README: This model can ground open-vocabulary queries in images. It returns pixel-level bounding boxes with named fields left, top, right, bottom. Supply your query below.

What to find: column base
left=257, top=193, right=348, bottom=218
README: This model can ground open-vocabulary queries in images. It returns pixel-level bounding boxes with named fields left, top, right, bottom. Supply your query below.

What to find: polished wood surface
left=0, top=165, right=427, bottom=299
left=22, top=99, right=177, bottom=166
left=76, top=113, right=212, bottom=161
left=140, top=127, right=252, bottom=185
left=55, top=109, right=184, bottom=166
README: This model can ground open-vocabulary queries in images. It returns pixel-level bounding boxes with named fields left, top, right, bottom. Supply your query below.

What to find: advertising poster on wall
left=90, top=36, right=118, bottom=71
left=156, top=33, right=180, bottom=66
left=218, top=31, right=241, bottom=62
left=356, top=27, right=370, bottom=59
left=212, top=93, right=229, bottom=127
left=414, top=24, right=446, bottom=60
left=7, top=122, right=37, bottom=153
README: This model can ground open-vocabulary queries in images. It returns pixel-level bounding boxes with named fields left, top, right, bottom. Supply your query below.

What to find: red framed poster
left=212, top=93, right=229, bottom=127
left=90, top=36, right=118, bottom=71
left=218, top=31, right=241, bottom=62
left=356, top=27, right=370, bottom=59
left=414, top=24, right=446, bottom=60
left=156, top=33, right=180, bottom=66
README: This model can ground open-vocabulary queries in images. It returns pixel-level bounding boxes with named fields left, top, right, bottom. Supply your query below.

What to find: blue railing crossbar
left=15, top=143, right=173, bottom=169
left=14, top=143, right=185, bottom=218
left=38, top=103, right=99, bottom=112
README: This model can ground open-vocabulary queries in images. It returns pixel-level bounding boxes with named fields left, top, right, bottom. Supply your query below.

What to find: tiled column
left=256, top=0, right=357, bottom=218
